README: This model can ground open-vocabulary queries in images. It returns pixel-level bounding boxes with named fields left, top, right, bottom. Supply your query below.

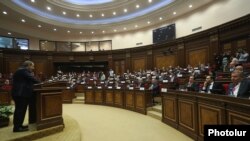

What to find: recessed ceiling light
left=148, top=0, right=152, bottom=3
left=135, top=25, right=138, bottom=28
left=102, top=30, right=105, bottom=33
left=173, top=12, right=176, bottom=15
left=91, top=31, right=94, bottom=34
left=159, top=17, right=162, bottom=20
left=62, top=11, right=66, bottom=15
left=136, top=5, right=140, bottom=8
left=38, top=25, right=42, bottom=28
left=2, top=11, right=7, bottom=15
left=189, top=5, right=193, bottom=8
left=113, top=12, right=116, bottom=15
left=8, top=32, right=11, bottom=35
left=89, top=14, right=93, bottom=18
left=21, top=19, right=26, bottom=23
left=67, top=30, right=70, bottom=33
left=53, top=28, right=57, bottom=31
left=47, top=6, right=51, bottom=11
left=79, top=31, right=82, bottom=34
left=124, top=9, right=127, bottom=13
left=114, top=29, right=117, bottom=32
left=147, top=21, right=151, bottom=24
left=123, top=27, right=127, bottom=30
left=76, top=14, right=80, bottom=17
left=101, top=13, right=105, bottom=17
left=31, top=0, right=35, bottom=3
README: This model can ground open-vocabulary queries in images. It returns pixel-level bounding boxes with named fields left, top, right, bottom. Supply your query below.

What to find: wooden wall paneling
left=132, top=57, right=146, bottom=71
left=53, top=55, right=70, bottom=62
left=197, top=95, right=226, bottom=140
left=93, top=54, right=107, bottom=62
left=4, top=54, right=24, bottom=74
left=42, top=94, right=62, bottom=119
left=33, top=60, right=47, bottom=80
left=107, top=54, right=113, bottom=70
left=177, top=94, right=198, bottom=140
left=94, top=89, right=103, bottom=104
left=209, top=33, right=219, bottom=64
left=0, top=91, right=11, bottom=105
left=198, top=104, right=223, bottom=136
left=219, top=15, right=250, bottom=42
left=73, top=55, right=89, bottom=62
left=47, top=56, right=54, bottom=77
left=85, top=89, right=94, bottom=104
left=154, top=55, right=176, bottom=68
left=1, top=15, right=249, bottom=78
left=125, top=51, right=131, bottom=72
left=120, top=60, right=125, bottom=74
left=179, top=101, right=195, bottom=129
left=147, top=49, right=153, bottom=70
left=177, top=43, right=185, bottom=67
left=187, top=48, right=207, bottom=67
left=134, top=91, right=146, bottom=114
left=227, top=112, right=250, bottom=125
left=162, top=95, right=178, bottom=128
left=226, top=98, right=250, bottom=125
left=114, top=60, right=120, bottom=75
left=125, top=90, right=134, bottom=110
left=185, top=34, right=209, bottom=67
left=105, top=90, right=114, bottom=105
left=113, top=90, right=124, bottom=107
left=114, top=60, right=125, bottom=75
left=8, top=60, right=22, bottom=74
left=221, top=42, right=232, bottom=53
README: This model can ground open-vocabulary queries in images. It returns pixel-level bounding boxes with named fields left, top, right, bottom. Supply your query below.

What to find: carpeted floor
left=63, top=104, right=193, bottom=141
left=0, top=104, right=193, bottom=141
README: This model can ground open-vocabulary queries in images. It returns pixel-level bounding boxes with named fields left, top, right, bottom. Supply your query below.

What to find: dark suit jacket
left=229, top=79, right=250, bottom=98
left=11, top=67, right=39, bottom=98
left=186, top=82, right=199, bottom=92
left=204, top=82, right=225, bottom=95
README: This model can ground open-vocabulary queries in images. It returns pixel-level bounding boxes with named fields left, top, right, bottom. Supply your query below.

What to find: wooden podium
left=29, top=87, right=64, bottom=130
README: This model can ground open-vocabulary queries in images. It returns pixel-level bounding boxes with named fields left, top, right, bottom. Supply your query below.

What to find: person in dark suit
left=201, top=75, right=225, bottom=95
left=228, top=70, right=250, bottom=98
left=149, top=78, right=160, bottom=105
left=11, top=61, right=40, bottom=132
left=185, top=75, right=199, bottom=92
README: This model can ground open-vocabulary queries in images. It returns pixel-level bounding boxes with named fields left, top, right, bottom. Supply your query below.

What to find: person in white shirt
left=228, top=70, right=250, bottom=98
left=201, top=75, right=225, bottom=94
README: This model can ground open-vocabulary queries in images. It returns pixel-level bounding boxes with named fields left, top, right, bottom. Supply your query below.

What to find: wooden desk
left=0, top=90, right=11, bottom=105
left=30, top=87, right=64, bottom=130
left=162, top=90, right=250, bottom=141
left=41, top=81, right=74, bottom=103
left=84, top=88, right=152, bottom=115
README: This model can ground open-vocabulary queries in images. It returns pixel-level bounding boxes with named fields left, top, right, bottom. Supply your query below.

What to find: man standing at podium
left=11, top=60, right=40, bottom=132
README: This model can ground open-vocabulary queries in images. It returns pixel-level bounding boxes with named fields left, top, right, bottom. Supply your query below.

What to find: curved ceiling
left=0, top=0, right=214, bottom=37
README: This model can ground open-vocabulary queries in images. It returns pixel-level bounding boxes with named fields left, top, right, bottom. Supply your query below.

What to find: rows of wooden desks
left=162, top=90, right=250, bottom=141
left=84, top=86, right=153, bottom=115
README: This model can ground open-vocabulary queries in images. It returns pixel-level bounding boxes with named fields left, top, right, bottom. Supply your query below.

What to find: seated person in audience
left=201, top=75, right=225, bottom=95
left=228, top=70, right=250, bottom=98
left=185, top=76, right=199, bottom=92
left=135, top=77, right=144, bottom=88
left=238, top=49, right=249, bottom=63
left=234, top=65, right=250, bottom=77
left=1, top=79, right=12, bottom=91
left=149, top=78, right=160, bottom=105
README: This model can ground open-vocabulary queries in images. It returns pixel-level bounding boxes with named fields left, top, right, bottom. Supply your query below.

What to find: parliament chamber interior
left=0, top=0, right=249, bottom=141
